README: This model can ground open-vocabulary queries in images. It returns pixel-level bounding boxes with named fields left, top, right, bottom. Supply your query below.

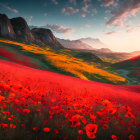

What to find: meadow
left=0, top=60, right=140, bottom=140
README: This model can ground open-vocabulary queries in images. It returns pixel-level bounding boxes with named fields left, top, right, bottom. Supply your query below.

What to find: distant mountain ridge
left=79, top=37, right=106, bottom=49
left=57, top=38, right=94, bottom=50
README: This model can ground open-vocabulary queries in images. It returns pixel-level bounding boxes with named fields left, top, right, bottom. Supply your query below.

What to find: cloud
left=28, top=16, right=33, bottom=25
left=85, top=24, right=91, bottom=28
left=99, top=0, right=117, bottom=7
left=80, top=12, right=86, bottom=17
left=106, top=0, right=140, bottom=27
left=0, top=2, right=18, bottom=13
left=82, top=4, right=89, bottom=13
left=44, top=24, right=75, bottom=34
left=126, top=28, right=134, bottom=33
left=69, top=0, right=77, bottom=6
left=62, top=7, right=79, bottom=15
left=105, top=10, right=111, bottom=14
left=104, top=31, right=116, bottom=35
left=92, top=8, right=97, bottom=14
left=137, top=24, right=140, bottom=28
left=51, top=0, right=58, bottom=5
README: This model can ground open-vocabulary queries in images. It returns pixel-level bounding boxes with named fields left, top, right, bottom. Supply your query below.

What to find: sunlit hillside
left=0, top=39, right=126, bottom=84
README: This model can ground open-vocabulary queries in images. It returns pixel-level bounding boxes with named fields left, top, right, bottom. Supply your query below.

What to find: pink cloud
left=44, top=24, right=75, bottom=34
left=61, top=8, right=66, bottom=13
left=106, top=0, right=140, bottom=27
left=62, top=7, right=79, bottom=15
left=85, top=24, right=91, bottom=28
left=105, top=10, right=111, bottom=14
left=126, top=28, right=134, bottom=33
left=0, top=2, right=18, bottom=13
left=92, top=8, right=97, bottom=14
left=104, top=31, right=116, bottom=35
left=82, top=4, right=89, bottom=13
left=80, top=12, right=86, bottom=17
left=137, top=24, right=140, bottom=28
left=99, top=0, right=117, bottom=7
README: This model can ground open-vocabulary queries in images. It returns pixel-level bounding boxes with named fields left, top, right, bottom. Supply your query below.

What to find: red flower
left=0, top=123, right=8, bottom=129
left=43, top=127, right=50, bottom=133
left=77, top=136, right=82, bottom=140
left=102, top=100, right=112, bottom=108
left=122, top=105, right=131, bottom=112
left=70, top=115, right=81, bottom=128
left=21, top=124, right=25, bottom=127
left=33, top=127, right=38, bottom=131
left=10, top=124, right=16, bottom=128
left=102, top=124, right=109, bottom=130
left=8, top=118, right=12, bottom=121
left=78, top=130, right=83, bottom=135
left=54, top=129, right=59, bottom=134
left=129, top=135, right=134, bottom=140
left=125, top=112, right=135, bottom=119
left=108, top=108, right=116, bottom=114
left=22, top=109, right=30, bottom=114
left=111, top=135, right=117, bottom=140
left=0, top=95, right=5, bottom=102
left=84, top=124, right=98, bottom=139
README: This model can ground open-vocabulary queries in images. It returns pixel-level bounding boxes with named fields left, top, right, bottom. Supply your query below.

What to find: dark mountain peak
left=31, top=28, right=63, bottom=49
left=0, top=13, right=15, bottom=39
left=10, top=17, right=34, bottom=42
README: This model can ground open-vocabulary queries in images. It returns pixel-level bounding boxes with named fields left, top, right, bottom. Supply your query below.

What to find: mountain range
left=0, top=13, right=139, bottom=63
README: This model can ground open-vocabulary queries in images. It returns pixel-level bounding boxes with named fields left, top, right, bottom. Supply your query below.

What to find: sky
left=0, top=0, right=140, bottom=52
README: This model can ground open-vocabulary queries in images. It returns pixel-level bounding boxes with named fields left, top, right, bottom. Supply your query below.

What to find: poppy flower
left=129, top=135, right=135, bottom=140
left=33, top=127, right=38, bottom=131
left=0, top=95, right=5, bottom=102
left=78, top=130, right=83, bottom=135
left=122, top=105, right=131, bottom=112
left=111, top=135, right=117, bottom=140
left=10, top=124, right=16, bottom=128
left=21, top=124, right=25, bottom=127
left=125, top=112, right=135, bottom=119
left=0, top=123, right=8, bottom=129
left=54, top=129, right=59, bottom=134
left=102, top=124, right=109, bottom=130
left=70, top=115, right=81, bottom=128
left=102, top=100, right=112, bottom=108
left=108, top=108, right=116, bottom=114
left=22, top=109, right=30, bottom=114
left=84, top=124, right=98, bottom=139
left=77, top=136, right=82, bottom=140
left=43, top=127, right=50, bottom=133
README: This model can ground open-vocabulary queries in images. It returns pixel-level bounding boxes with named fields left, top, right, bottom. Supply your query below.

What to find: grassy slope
left=112, top=56, right=140, bottom=85
left=0, top=39, right=126, bottom=84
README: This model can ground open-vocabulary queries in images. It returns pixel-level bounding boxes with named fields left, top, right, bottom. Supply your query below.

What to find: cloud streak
left=43, top=24, right=75, bottom=34
left=106, top=0, right=140, bottom=27
left=104, top=31, right=116, bottom=35
left=99, top=0, right=117, bottom=7
left=61, top=7, right=79, bottom=15
left=0, top=2, right=18, bottom=13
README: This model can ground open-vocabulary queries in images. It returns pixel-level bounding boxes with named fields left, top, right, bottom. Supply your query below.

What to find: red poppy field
left=0, top=60, right=140, bottom=140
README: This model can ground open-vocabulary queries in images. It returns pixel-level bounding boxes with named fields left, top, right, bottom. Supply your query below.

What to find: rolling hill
left=0, top=39, right=126, bottom=84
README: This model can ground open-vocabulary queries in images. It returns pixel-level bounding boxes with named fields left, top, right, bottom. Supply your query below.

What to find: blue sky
left=0, top=0, right=140, bottom=52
